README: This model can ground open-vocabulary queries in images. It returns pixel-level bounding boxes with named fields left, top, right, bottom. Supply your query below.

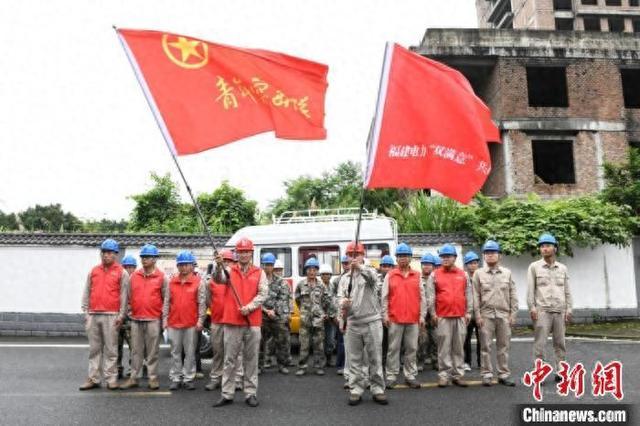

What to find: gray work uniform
left=338, top=265, right=385, bottom=397
left=472, top=265, right=518, bottom=380
left=527, top=259, right=572, bottom=370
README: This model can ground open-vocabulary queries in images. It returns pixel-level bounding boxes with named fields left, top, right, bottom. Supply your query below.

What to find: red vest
left=130, top=269, right=165, bottom=320
left=209, top=278, right=227, bottom=324
left=167, top=273, right=200, bottom=328
left=433, top=267, right=468, bottom=318
left=221, top=264, right=263, bottom=327
left=387, top=268, right=421, bottom=324
left=89, top=263, right=124, bottom=313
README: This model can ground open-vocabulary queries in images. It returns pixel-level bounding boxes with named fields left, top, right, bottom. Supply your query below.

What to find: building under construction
left=415, top=0, right=640, bottom=197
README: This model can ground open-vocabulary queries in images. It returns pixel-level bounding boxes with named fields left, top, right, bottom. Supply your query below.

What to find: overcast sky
left=0, top=0, right=477, bottom=221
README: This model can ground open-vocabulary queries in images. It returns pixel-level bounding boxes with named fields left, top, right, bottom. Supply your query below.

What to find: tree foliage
left=267, top=161, right=411, bottom=219
left=0, top=210, right=19, bottom=231
left=196, top=181, right=257, bottom=233
left=388, top=193, right=472, bottom=233
left=601, top=147, right=640, bottom=230
left=391, top=192, right=638, bottom=256
left=18, top=204, right=83, bottom=232
left=127, top=173, right=256, bottom=233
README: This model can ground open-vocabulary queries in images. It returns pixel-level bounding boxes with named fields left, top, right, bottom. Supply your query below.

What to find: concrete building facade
left=477, top=0, right=640, bottom=33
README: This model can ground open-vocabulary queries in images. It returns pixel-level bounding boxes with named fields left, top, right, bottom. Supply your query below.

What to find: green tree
left=127, top=173, right=191, bottom=232
left=467, top=194, right=637, bottom=256
left=18, top=204, right=83, bottom=232
left=196, top=181, right=258, bottom=233
left=0, top=210, right=19, bottom=231
left=267, top=161, right=410, bottom=219
left=128, top=173, right=257, bottom=233
left=601, top=147, right=640, bottom=228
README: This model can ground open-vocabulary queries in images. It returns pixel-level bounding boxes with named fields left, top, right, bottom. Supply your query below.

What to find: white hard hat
left=319, top=264, right=333, bottom=275
left=274, top=259, right=284, bottom=269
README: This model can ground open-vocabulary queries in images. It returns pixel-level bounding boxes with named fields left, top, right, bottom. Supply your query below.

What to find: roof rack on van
left=274, top=208, right=379, bottom=224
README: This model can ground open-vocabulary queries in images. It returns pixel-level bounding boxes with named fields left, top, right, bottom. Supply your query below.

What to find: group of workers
left=79, top=232, right=572, bottom=407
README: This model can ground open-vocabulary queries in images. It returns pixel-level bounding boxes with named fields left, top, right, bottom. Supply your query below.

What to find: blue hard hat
left=420, top=253, right=437, bottom=265
left=395, top=243, right=413, bottom=256
left=176, top=250, right=196, bottom=265
left=380, top=255, right=395, bottom=266
left=140, top=244, right=159, bottom=257
left=538, top=233, right=558, bottom=246
left=340, top=255, right=349, bottom=263
left=100, top=238, right=119, bottom=253
left=261, top=252, right=276, bottom=265
left=463, top=251, right=480, bottom=264
left=482, top=240, right=501, bottom=253
left=121, top=255, right=137, bottom=267
left=434, top=257, right=442, bottom=266
left=439, top=244, right=457, bottom=257
left=304, top=257, right=320, bottom=271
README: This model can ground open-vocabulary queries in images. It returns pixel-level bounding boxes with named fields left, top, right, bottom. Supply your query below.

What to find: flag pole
left=341, top=120, right=373, bottom=332
left=342, top=42, right=392, bottom=331
left=113, top=25, right=250, bottom=325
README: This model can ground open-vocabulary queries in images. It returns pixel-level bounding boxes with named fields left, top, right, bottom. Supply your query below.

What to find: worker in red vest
left=79, top=239, right=129, bottom=391
left=120, top=244, right=168, bottom=391
left=427, top=244, right=472, bottom=388
left=162, top=251, right=206, bottom=391
left=205, top=249, right=243, bottom=391
left=212, top=237, right=268, bottom=408
left=382, top=243, right=425, bottom=389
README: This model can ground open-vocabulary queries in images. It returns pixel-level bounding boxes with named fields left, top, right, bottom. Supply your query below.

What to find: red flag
left=364, top=43, right=500, bottom=204
left=117, top=29, right=328, bottom=155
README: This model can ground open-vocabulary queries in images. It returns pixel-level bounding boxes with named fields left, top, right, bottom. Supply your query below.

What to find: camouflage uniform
left=295, top=278, right=336, bottom=370
left=418, top=274, right=438, bottom=368
left=322, top=278, right=338, bottom=366
left=259, top=274, right=291, bottom=369
left=117, top=316, right=132, bottom=378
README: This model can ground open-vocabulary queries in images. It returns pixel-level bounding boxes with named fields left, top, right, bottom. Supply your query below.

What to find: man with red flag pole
left=114, top=27, right=328, bottom=406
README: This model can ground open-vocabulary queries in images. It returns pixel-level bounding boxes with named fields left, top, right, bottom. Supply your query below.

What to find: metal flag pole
left=342, top=42, right=393, bottom=332
left=341, top=120, right=373, bottom=333
left=113, top=25, right=250, bottom=325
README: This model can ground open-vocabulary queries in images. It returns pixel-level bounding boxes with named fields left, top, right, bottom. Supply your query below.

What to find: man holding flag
left=212, top=238, right=268, bottom=408
left=338, top=242, right=387, bottom=406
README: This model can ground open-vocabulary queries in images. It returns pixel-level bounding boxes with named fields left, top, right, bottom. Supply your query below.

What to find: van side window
left=299, top=246, right=340, bottom=275
left=260, top=247, right=292, bottom=278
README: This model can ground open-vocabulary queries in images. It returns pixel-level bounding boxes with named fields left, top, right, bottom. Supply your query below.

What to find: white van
left=225, top=208, right=398, bottom=286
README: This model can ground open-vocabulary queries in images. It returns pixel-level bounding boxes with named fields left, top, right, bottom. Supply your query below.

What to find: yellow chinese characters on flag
left=118, top=29, right=329, bottom=155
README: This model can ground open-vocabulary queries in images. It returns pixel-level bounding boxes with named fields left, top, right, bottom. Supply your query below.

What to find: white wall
left=0, top=246, right=100, bottom=313
left=0, top=243, right=636, bottom=314
left=503, top=244, right=637, bottom=310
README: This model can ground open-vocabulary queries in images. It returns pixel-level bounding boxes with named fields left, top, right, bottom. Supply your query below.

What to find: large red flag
left=117, top=29, right=328, bottom=155
left=364, top=43, right=500, bottom=204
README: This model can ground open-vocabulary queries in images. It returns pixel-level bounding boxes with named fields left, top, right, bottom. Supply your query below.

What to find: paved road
left=0, top=337, right=637, bottom=425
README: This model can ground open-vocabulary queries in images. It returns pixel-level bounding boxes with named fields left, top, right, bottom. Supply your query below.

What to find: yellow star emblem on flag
left=162, top=34, right=209, bottom=69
